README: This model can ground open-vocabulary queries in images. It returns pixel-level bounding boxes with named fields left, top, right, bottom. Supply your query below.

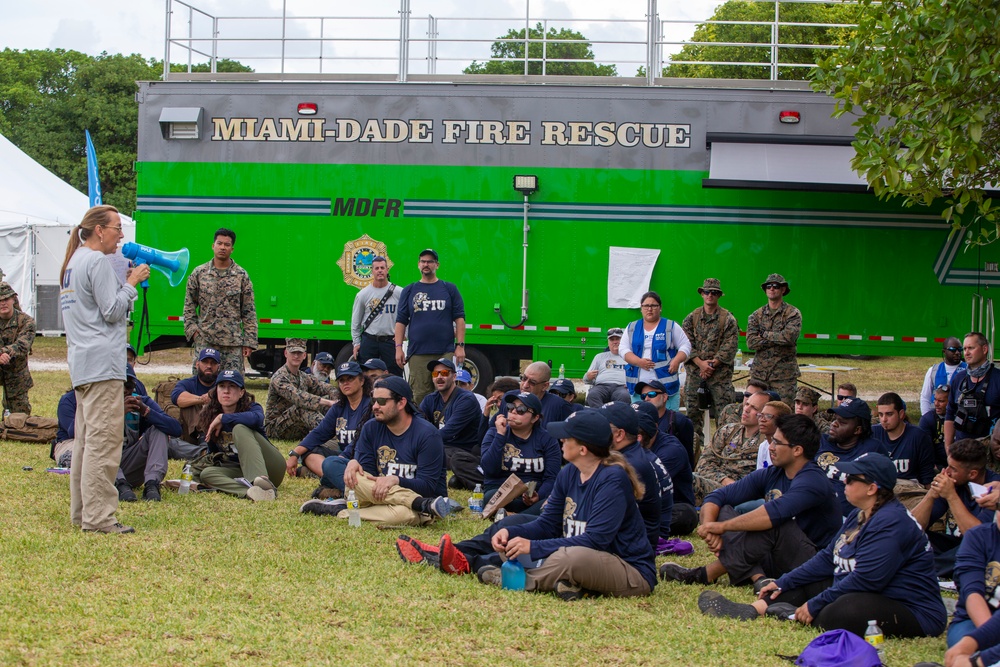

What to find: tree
left=662, top=0, right=857, bottom=80
left=465, top=23, right=617, bottom=76
left=812, top=0, right=1000, bottom=240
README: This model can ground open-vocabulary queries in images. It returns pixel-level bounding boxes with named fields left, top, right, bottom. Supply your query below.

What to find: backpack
left=1, top=412, right=59, bottom=444
left=789, top=629, right=880, bottom=667
left=154, top=377, right=183, bottom=422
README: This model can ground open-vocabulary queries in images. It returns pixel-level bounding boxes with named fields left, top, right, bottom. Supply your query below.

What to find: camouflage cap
left=697, top=278, right=723, bottom=295
left=285, top=338, right=307, bottom=353
left=761, top=273, right=791, bottom=295
left=0, top=281, right=17, bottom=301
left=794, top=386, right=820, bottom=405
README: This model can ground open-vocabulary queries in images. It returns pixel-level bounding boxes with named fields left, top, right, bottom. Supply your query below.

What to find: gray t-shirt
left=351, top=283, right=399, bottom=343
left=60, top=247, right=138, bottom=387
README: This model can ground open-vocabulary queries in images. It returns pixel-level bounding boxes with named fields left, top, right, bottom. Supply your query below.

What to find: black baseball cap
left=546, top=409, right=613, bottom=450
left=631, top=401, right=659, bottom=434
left=831, top=396, right=872, bottom=422
left=335, top=361, right=362, bottom=379
left=361, top=358, right=388, bottom=371
left=419, top=248, right=439, bottom=261
left=835, top=452, right=897, bottom=490
left=427, top=357, right=457, bottom=372
left=601, top=402, right=639, bottom=436
left=375, top=375, right=413, bottom=403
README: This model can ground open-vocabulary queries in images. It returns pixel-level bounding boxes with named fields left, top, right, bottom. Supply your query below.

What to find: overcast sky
left=1, top=0, right=723, bottom=75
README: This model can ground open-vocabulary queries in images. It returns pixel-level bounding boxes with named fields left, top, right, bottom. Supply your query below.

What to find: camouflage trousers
left=0, top=367, right=32, bottom=414
left=192, top=340, right=245, bottom=374
left=264, top=404, right=325, bottom=442
left=692, top=473, right=724, bottom=507
left=685, top=372, right=734, bottom=464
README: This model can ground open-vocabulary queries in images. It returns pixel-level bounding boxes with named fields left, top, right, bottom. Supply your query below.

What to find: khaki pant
left=406, top=352, right=454, bottom=407
left=894, top=478, right=928, bottom=512
left=525, top=546, right=651, bottom=598
left=70, top=380, right=126, bottom=531
left=343, top=474, right=433, bottom=526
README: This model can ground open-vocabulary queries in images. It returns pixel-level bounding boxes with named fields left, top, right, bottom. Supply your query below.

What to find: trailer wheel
left=460, top=346, right=493, bottom=395
left=333, top=343, right=355, bottom=366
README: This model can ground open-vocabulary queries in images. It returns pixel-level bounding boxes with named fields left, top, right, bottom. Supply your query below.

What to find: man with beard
left=946, top=333, right=1000, bottom=449
left=170, top=347, right=222, bottom=458
left=920, top=336, right=966, bottom=415
left=418, top=358, right=482, bottom=472
left=815, top=397, right=888, bottom=516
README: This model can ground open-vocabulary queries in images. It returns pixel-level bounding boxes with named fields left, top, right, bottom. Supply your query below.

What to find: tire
left=334, top=343, right=355, bottom=366
left=461, top=346, right=493, bottom=395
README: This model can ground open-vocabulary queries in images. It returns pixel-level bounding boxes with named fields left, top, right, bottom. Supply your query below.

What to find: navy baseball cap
left=504, top=390, right=542, bottom=415
left=601, top=402, right=639, bottom=436
left=831, top=396, right=872, bottom=422
left=361, top=358, right=388, bottom=371
left=126, top=343, right=137, bottom=356
left=335, top=361, right=362, bottom=379
left=631, top=401, right=659, bottom=434
left=314, top=351, right=335, bottom=366
left=636, top=379, right=668, bottom=395
left=198, top=348, right=222, bottom=363
left=375, top=375, right=413, bottom=403
left=835, top=452, right=897, bottom=490
left=215, top=369, right=245, bottom=388
left=455, top=369, right=473, bottom=383
left=427, top=357, right=457, bottom=373
left=546, top=409, right=613, bottom=449
left=419, top=248, right=439, bottom=261
left=549, top=378, right=576, bottom=395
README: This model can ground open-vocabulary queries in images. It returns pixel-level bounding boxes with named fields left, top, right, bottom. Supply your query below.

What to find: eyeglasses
left=373, top=396, right=397, bottom=406
left=764, top=283, right=783, bottom=290
left=550, top=391, right=570, bottom=398
left=101, top=225, right=124, bottom=232
left=743, top=391, right=756, bottom=398
left=431, top=370, right=452, bottom=378
left=757, top=413, right=777, bottom=422
left=702, top=290, right=722, bottom=297
left=641, top=391, right=661, bottom=399
left=935, top=384, right=950, bottom=393
left=945, top=346, right=961, bottom=353
left=640, top=303, right=661, bottom=309
left=846, top=474, right=873, bottom=485
left=519, top=374, right=543, bottom=386
left=506, top=403, right=534, bottom=415
left=836, top=394, right=853, bottom=401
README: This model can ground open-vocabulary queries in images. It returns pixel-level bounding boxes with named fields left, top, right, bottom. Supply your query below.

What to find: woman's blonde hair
left=59, top=205, right=119, bottom=283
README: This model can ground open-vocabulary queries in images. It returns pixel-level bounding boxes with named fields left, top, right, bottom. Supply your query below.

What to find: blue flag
left=85, top=129, right=102, bottom=207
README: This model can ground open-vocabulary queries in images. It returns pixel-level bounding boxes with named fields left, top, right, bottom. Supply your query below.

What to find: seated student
left=480, top=391, right=560, bottom=514
left=913, top=438, right=1000, bottom=578
left=717, top=379, right=770, bottom=428
left=661, top=415, right=841, bottom=588
left=949, top=511, right=1000, bottom=648
left=419, top=358, right=482, bottom=466
left=264, top=338, right=338, bottom=441
left=300, top=376, right=461, bottom=525
left=195, top=370, right=284, bottom=502
left=360, top=358, right=390, bottom=383
left=455, top=369, right=487, bottom=411
left=918, top=384, right=950, bottom=471
left=874, top=392, right=936, bottom=511
left=638, top=379, right=695, bottom=466
left=694, top=390, right=770, bottom=502
left=793, top=386, right=828, bottom=432
left=291, top=362, right=372, bottom=497
left=473, top=377, right=520, bottom=457
left=755, top=400, right=792, bottom=470
left=816, top=396, right=889, bottom=516
left=634, top=401, right=697, bottom=537
left=115, top=368, right=183, bottom=502
left=125, top=344, right=147, bottom=397
left=699, top=453, right=947, bottom=641
left=303, top=351, right=335, bottom=383
left=602, top=402, right=668, bottom=551
left=53, top=388, right=77, bottom=468
left=944, top=610, right=1000, bottom=667
left=550, top=378, right=583, bottom=414
left=170, top=347, right=221, bottom=457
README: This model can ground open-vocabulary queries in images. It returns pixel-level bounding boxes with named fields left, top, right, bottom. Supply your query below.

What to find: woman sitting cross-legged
left=697, top=452, right=947, bottom=639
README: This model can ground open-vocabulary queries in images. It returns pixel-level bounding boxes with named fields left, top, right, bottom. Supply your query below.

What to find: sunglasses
left=935, top=384, right=950, bottom=392
left=702, top=290, right=722, bottom=297
left=506, top=403, right=534, bottom=415
left=743, top=391, right=755, bottom=398
left=641, top=391, right=661, bottom=399
left=945, top=346, right=962, bottom=353
left=846, top=474, right=874, bottom=485
left=763, top=283, right=783, bottom=290
left=373, top=396, right=397, bottom=406
left=431, top=370, right=452, bottom=378
left=519, top=374, right=544, bottom=386
left=836, top=394, right=853, bottom=401
left=550, top=390, right=570, bottom=398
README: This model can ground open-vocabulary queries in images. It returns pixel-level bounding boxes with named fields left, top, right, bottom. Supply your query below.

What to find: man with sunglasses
left=419, top=358, right=482, bottom=472
left=746, top=273, right=801, bottom=406
left=637, top=379, right=695, bottom=466
left=683, top=278, right=740, bottom=460
left=516, top=361, right=573, bottom=426
left=264, top=338, right=338, bottom=441
left=921, top=337, right=967, bottom=416
left=694, top=390, right=770, bottom=503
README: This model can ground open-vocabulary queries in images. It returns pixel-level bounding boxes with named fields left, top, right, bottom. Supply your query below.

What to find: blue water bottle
left=501, top=559, right=526, bottom=591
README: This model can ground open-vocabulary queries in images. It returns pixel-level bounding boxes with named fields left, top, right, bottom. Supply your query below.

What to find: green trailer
left=134, top=78, right=998, bottom=383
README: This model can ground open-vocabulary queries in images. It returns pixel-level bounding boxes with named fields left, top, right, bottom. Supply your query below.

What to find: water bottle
left=469, top=484, right=484, bottom=515
left=178, top=463, right=193, bottom=495
left=125, top=394, right=141, bottom=430
left=347, top=489, right=361, bottom=527
left=558, top=363, right=565, bottom=379
left=501, top=558, right=526, bottom=590
left=735, top=349, right=744, bottom=368
left=864, top=619, right=886, bottom=663
left=494, top=508, right=507, bottom=523
left=2, top=408, right=9, bottom=421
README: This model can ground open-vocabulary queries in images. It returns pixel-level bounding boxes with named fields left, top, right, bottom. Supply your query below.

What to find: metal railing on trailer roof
left=163, top=0, right=858, bottom=84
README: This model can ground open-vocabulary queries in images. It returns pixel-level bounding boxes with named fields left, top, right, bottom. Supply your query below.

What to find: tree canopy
left=464, top=23, right=617, bottom=76
left=812, top=0, right=1000, bottom=240
left=0, top=49, right=251, bottom=215
left=662, top=0, right=857, bottom=80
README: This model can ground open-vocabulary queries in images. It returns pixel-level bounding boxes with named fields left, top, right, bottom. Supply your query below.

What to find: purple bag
left=795, top=629, right=881, bottom=667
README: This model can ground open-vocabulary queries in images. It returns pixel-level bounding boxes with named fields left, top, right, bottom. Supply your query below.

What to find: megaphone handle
left=140, top=279, right=149, bottom=288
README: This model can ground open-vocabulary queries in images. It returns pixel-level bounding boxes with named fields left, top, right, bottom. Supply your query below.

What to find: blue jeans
left=947, top=618, right=977, bottom=647
left=321, top=456, right=350, bottom=492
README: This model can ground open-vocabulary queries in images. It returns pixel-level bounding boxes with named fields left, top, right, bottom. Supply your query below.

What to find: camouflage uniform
left=183, top=260, right=257, bottom=372
left=746, top=301, right=801, bottom=407
left=264, top=366, right=338, bottom=441
left=683, top=303, right=739, bottom=461
left=716, top=400, right=744, bottom=428
left=693, top=422, right=763, bottom=504
left=0, top=291, right=36, bottom=414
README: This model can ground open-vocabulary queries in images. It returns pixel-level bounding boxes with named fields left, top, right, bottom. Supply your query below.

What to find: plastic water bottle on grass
left=470, top=484, right=484, bottom=515
left=178, top=463, right=193, bottom=495
left=864, top=619, right=886, bottom=663
left=347, top=489, right=360, bottom=527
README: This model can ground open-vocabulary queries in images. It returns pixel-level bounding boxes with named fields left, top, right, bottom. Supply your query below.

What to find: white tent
left=0, top=133, right=135, bottom=332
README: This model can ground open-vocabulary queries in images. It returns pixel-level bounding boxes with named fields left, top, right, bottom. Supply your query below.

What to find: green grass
left=0, top=349, right=949, bottom=666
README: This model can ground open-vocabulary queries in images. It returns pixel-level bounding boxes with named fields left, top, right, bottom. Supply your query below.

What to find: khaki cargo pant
left=524, top=546, right=651, bottom=598
left=70, top=380, right=125, bottom=531
left=406, top=352, right=454, bottom=407
left=339, top=474, right=433, bottom=527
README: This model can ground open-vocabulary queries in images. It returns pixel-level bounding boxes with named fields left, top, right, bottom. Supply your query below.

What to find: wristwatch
left=970, top=651, right=983, bottom=667
left=288, top=450, right=300, bottom=459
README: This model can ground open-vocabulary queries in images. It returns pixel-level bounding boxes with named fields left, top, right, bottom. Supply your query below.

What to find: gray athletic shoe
left=246, top=476, right=276, bottom=502
left=476, top=565, right=502, bottom=587
left=430, top=496, right=465, bottom=518
left=83, top=522, right=136, bottom=534
left=697, top=590, right=759, bottom=621
left=300, top=498, right=347, bottom=516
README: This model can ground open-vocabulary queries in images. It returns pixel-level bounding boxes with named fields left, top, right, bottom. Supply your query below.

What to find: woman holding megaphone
left=59, top=205, right=150, bottom=535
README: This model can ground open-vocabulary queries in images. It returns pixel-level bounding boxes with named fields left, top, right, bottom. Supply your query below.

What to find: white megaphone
left=120, top=242, right=190, bottom=287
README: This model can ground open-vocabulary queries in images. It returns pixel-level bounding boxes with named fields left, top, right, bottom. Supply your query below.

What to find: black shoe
left=448, top=475, right=465, bottom=490
left=752, top=577, right=777, bottom=595
left=142, top=480, right=161, bottom=502
left=658, top=562, right=707, bottom=584
left=115, top=480, right=137, bottom=503
left=300, top=499, right=347, bottom=516
left=311, top=485, right=342, bottom=500
left=698, top=590, right=759, bottom=621
left=763, top=602, right=798, bottom=620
